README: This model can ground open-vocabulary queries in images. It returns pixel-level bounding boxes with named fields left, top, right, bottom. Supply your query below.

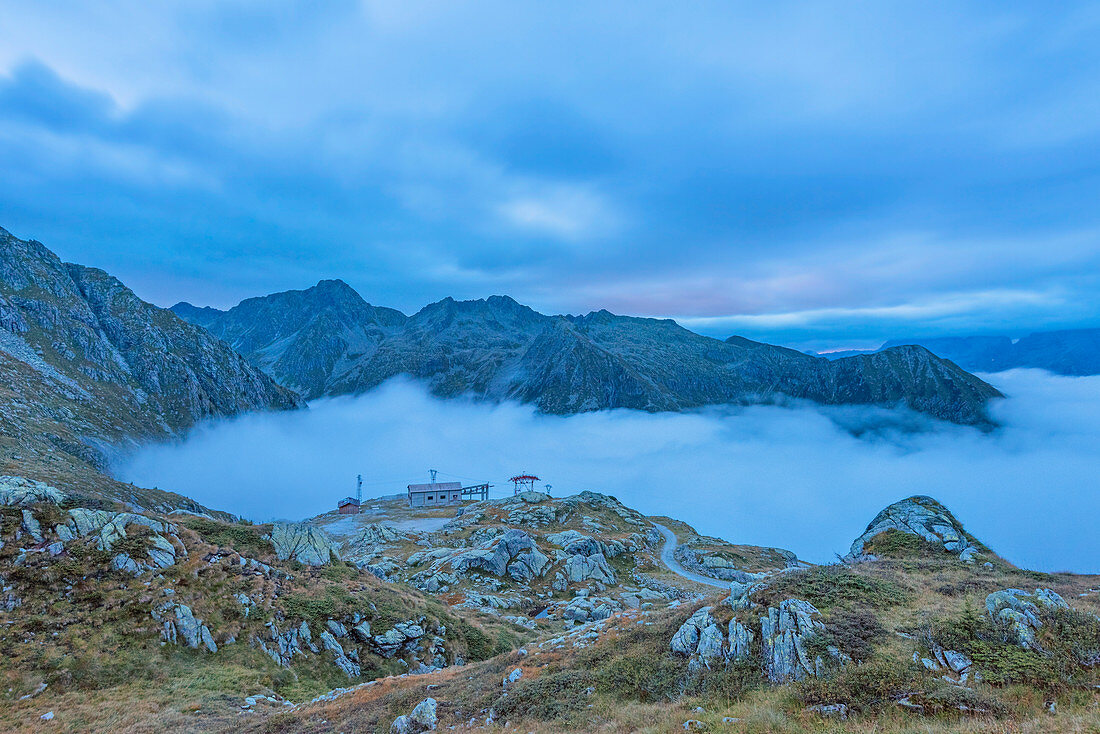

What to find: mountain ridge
left=0, top=226, right=302, bottom=512
left=820, top=328, right=1100, bottom=376
left=173, top=281, right=1003, bottom=425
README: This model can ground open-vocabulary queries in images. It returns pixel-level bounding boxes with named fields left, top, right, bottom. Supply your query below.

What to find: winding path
left=652, top=523, right=730, bottom=589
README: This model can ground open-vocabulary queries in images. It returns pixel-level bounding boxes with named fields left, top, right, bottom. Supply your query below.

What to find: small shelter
left=337, top=497, right=361, bottom=514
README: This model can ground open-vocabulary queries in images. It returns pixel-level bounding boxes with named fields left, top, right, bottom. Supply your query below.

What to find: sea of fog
left=116, top=370, right=1100, bottom=573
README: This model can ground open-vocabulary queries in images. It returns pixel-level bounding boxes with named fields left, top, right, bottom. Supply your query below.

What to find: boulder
left=371, top=619, right=428, bottom=659
left=563, top=552, right=615, bottom=585
left=59, top=509, right=185, bottom=573
left=409, top=698, right=438, bottom=730
left=21, top=510, right=44, bottom=543
left=847, top=496, right=980, bottom=562
left=727, top=618, right=754, bottom=660
left=351, top=621, right=372, bottom=643
left=270, top=522, right=340, bottom=566
left=563, top=595, right=615, bottom=623
left=807, top=703, right=848, bottom=720
left=449, top=530, right=550, bottom=582
left=0, top=476, right=65, bottom=506
left=503, top=667, right=523, bottom=689
left=257, top=622, right=312, bottom=667
left=986, top=588, right=1069, bottom=651
left=671, top=607, right=712, bottom=656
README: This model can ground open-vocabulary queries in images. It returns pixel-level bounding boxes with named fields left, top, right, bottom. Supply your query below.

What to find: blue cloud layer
left=1, top=2, right=1099, bottom=347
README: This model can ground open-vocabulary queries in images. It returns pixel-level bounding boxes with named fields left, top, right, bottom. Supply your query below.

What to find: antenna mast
left=356, top=474, right=362, bottom=504
left=429, top=468, right=438, bottom=485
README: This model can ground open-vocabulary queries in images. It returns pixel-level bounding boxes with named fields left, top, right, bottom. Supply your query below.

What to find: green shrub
left=282, top=585, right=357, bottom=622
left=758, top=565, right=910, bottom=610
left=967, top=641, right=1060, bottom=688
left=822, top=606, right=886, bottom=662
left=598, top=652, right=684, bottom=702
left=690, top=657, right=761, bottom=701
left=863, top=529, right=945, bottom=558
left=795, top=657, right=928, bottom=712
left=492, top=670, right=597, bottom=722
left=182, top=517, right=273, bottom=557
left=110, top=525, right=157, bottom=561
left=929, top=600, right=1099, bottom=690
left=458, top=620, right=501, bottom=662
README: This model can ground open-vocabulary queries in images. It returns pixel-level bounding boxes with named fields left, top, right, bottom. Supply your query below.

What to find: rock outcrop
left=846, top=496, right=981, bottom=562
left=671, top=606, right=754, bottom=672
left=448, top=529, right=551, bottom=581
left=986, top=588, right=1070, bottom=651
left=271, top=522, right=340, bottom=566
left=0, top=476, right=66, bottom=506
left=760, top=599, right=840, bottom=682
left=391, top=696, right=438, bottom=733
left=153, top=602, right=218, bottom=652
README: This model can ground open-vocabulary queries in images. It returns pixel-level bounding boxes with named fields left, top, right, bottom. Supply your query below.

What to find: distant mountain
left=174, top=281, right=1003, bottom=426
left=168, top=301, right=224, bottom=329
left=0, top=226, right=302, bottom=509
left=820, top=329, right=1100, bottom=376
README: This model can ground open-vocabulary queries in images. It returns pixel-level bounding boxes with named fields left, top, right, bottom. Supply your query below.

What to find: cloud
left=496, top=184, right=621, bottom=242
left=2, top=4, right=1100, bottom=341
left=116, top=369, right=1100, bottom=573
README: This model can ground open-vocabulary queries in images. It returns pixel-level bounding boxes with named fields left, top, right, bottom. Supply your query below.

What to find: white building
left=407, top=481, right=463, bottom=508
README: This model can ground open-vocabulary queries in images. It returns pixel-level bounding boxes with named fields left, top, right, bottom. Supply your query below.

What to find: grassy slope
left=0, top=504, right=530, bottom=733
left=248, top=555, right=1100, bottom=734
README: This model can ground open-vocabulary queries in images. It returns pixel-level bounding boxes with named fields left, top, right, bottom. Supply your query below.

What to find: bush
left=758, top=565, right=911, bottom=610
left=929, top=600, right=1100, bottom=691
left=690, top=657, right=761, bottom=701
left=967, top=642, right=1060, bottom=688
left=457, top=616, right=503, bottom=664
left=182, top=517, right=273, bottom=557
left=598, top=653, right=684, bottom=702
left=822, top=606, right=886, bottom=662
left=282, top=585, right=357, bottom=622
left=863, top=529, right=945, bottom=558
left=492, top=670, right=597, bottom=722
left=110, top=525, right=156, bottom=561
left=795, top=657, right=928, bottom=712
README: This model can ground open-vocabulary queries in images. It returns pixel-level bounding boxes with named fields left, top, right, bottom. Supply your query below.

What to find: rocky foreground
left=3, top=476, right=1100, bottom=733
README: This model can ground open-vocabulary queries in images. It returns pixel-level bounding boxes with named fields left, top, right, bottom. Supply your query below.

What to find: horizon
left=165, top=272, right=1100, bottom=353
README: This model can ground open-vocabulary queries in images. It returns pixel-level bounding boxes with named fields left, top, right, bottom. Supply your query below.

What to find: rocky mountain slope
left=0, top=226, right=302, bottom=511
left=174, top=281, right=1003, bottom=425
left=4, top=473, right=1100, bottom=733
left=245, top=494, right=1100, bottom=734
left=823, top=328, right=1100, bottom=376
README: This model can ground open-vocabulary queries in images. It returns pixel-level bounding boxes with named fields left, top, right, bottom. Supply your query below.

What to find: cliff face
left=0, top=226, right=301, bottom=503
left=178, top=285, right=1002, bottom=426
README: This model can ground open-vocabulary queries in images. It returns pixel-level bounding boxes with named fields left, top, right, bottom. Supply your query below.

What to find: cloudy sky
left=2, top=2, right=1099, bottom=349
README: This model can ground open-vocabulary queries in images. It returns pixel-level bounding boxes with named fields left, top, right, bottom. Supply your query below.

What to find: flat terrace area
left=307, top=494, right=474, bottom=538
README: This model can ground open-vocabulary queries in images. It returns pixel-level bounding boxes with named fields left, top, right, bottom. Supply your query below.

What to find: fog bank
left=116, top=370, right=1100, bottom=573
